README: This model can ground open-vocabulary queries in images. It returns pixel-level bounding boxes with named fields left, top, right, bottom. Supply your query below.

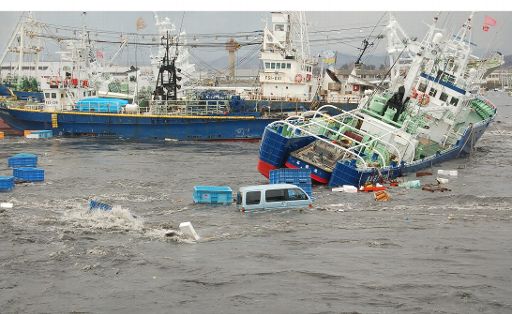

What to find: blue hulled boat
left=257, top=14, right=501, bottom=186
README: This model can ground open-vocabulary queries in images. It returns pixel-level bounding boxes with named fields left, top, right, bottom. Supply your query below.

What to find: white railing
left=271, top=104, right=416, bottom=167
left=268, top=119, right=370, bottom=169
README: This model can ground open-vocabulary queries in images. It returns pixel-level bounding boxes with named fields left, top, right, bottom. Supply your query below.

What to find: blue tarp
left=76, top=97, right=128, bottom=113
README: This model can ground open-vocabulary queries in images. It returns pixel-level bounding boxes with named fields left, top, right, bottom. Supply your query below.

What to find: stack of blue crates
left=8, top=153, right=38, bottom=168
left=0, top=176, right=15, bottom=192
left=269, top=168, right=313, bottom=197
left=13, top=167, right=45, bottom=182
left=193, top=186, right=233, bottom=205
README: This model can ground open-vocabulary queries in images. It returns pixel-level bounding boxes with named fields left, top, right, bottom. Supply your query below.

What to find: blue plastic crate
left=0, top=176, right=15, bottom=192
left=193, top=186, right=233, bottom=205
left=8, top=153, right=38, bottom=168
left=13, top=167, right=45, bottom=182
left=269, top=168, right=313, bottom=197
left=89, top=200, right=112, bottom=212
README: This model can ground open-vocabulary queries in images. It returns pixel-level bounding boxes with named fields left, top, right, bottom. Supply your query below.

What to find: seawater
left=0, top=92, right=511, bottom=313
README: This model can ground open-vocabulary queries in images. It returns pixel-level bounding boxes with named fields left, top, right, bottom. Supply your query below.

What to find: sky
left=1, top=11, right=511, bottom=70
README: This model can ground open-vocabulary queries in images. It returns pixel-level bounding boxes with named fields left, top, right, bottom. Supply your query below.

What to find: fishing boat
left=235, top=12, right=360, bottom=113
left=257, top=14, right=502, bottom=186
left=0, top=31, right=276, bottom=140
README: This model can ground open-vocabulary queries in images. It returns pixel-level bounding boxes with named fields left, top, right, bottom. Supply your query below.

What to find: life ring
left=295, top=74, right=303, bottom=83
left=353, top=84, right=360, bottom=92
left=418, top=93, right=430, bottom=106
left=411, top=87, right=418, bottom=99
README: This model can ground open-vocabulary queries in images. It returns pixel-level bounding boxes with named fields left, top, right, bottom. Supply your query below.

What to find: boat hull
left=257, top=117, right=495, bottom=187
left=0, top=107, right=277, bottom=140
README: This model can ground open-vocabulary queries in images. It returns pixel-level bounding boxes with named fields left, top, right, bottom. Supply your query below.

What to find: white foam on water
left=143, top=228, right=194, bottom=243
left=64, top=205, right=144, bottom=232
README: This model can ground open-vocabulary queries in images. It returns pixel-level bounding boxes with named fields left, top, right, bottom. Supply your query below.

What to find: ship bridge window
left=450, top=97, right=459, bottom=106
left=51, top=93, right=56, bottom=99
left=61, top=93, right=65, bottom=98
left=440, top=92, right=448, bottom=102
left=287, top=63, right=291, bottom=69
left=428, top=88, right=438, bottom=97
left=281, top=63, right=286, bottom=69
left=276, top=63, right=281, bottom=69
left=44, top=93, right=50, bottom=99
left=418, top=82, right=427, bottom=93
left=275, top=24, right=285, bottom=31
left=271, top=63, right=275, bottom=69
left=265, top=62, right=270, bottom=69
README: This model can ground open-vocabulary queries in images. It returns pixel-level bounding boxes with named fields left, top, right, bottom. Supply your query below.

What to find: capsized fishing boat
left=257, top=14, right=502, bottom=186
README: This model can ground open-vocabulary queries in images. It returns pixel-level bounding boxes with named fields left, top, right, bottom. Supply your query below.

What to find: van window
left=287, top=188, right=308, bottom=201
left=265, top=189, right=287, bottom=202
left=246, top=191, right=261, bottom=205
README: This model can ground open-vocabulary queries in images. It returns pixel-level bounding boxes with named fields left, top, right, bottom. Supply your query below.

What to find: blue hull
left=0, top=107, right=276, bottom=140
left=257, top=117, right=494, bottom=187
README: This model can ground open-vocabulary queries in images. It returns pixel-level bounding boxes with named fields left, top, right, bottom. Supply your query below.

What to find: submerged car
left=236, top=184, right=312, bottom=213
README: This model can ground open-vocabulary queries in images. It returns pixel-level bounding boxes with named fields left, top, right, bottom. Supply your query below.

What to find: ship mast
left=153, top=31, right=181, bottom=101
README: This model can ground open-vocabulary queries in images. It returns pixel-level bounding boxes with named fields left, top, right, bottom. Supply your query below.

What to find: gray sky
left=1, top=11, right=511, bottom=69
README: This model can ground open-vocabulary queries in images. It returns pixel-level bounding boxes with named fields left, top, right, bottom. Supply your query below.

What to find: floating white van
left=236, top=184, right=312, bottom=213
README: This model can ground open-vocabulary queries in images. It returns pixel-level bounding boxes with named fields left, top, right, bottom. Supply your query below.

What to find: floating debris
left=179, top=221, right=200, bottom=241
left=422, top=184, right=451, bottom=193
left=398, top=180, right=421, bottom=189
left=436, top=177, right=449, bottom=184
left=88, top=200, right=113, bottom=212
left=438, top=169, right=458, bottom=177
left=374, top=190, right=391, bottom=201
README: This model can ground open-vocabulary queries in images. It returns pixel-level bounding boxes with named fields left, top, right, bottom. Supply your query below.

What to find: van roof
left=238, top=184, right=301, bottom=193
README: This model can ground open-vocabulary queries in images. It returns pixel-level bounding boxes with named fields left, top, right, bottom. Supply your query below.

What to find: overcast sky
left=1, top=11, right=511, bottom=69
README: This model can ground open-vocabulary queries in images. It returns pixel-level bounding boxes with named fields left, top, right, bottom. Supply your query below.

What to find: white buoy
left=179, top=222, right=200, bottom=241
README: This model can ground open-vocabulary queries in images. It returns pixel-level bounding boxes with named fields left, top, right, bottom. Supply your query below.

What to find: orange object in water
left=374, top=190, right=390, bottom=201
left=361, top=184, right=387, bottom=192
left=0, top=131, right=4, bottom=139
left=23, top=130, right=32, bottom=137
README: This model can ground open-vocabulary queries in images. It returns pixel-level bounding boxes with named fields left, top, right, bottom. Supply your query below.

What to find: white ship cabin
left=258, top=12, right=316, bottom=102
left=42, top=77, right=96, bottom=111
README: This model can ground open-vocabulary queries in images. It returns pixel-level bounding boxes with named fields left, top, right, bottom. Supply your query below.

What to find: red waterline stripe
left=257, top=159, right=278, bottom=178
left=285, top=162, right=329, bottom=184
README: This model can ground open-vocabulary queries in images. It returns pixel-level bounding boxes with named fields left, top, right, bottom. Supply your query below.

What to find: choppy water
left=1, top=92, right=511, bottom=313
